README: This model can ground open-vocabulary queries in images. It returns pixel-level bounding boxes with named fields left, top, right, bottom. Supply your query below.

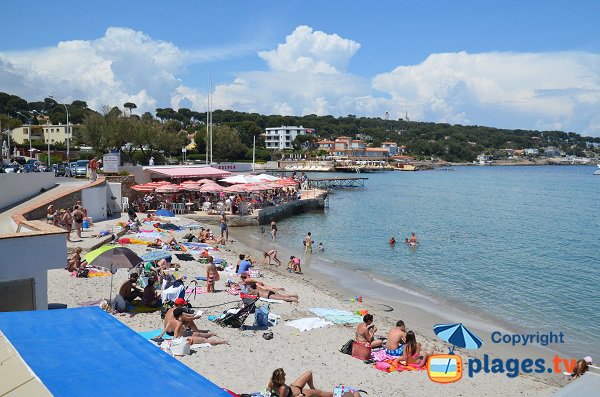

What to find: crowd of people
left=49, top=201, right=92, bottom=242
left=130, top=185, right=301, bottom=216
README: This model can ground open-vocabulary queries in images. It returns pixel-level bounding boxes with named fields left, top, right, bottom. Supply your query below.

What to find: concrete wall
left=120, top=166, right=150, bottom=184
left=0, top=173, right=56, bottom=210
left=81, top=185, right=107, bottom=222
left=0, top=228, right=66, bottom=311
left=106, top=182, right=122, bottom=214
left=257, top=196, right=325, bottom=224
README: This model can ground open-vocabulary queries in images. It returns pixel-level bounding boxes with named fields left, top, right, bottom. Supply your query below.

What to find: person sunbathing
left=66, top=247, right=87, bottom=272
left=142, top=278, right=161, bottom=307
left=114, top=273, right=143, bottom=311
left=201, top=236, right=226, bottom=245
left=162, top=298, right=201, bottom=332
left=239, top=273, right=284, bottom=293
left=395, top=330, right=433, bottom=367
left=385, top=320, right=406, bottom=356
left=268, top=368, right=361, bottom=397
left=158, top=308, right=227, bottom=346
left=355, top=314, right=383, bottom=348
left=248, top=282, right=298, bottom=303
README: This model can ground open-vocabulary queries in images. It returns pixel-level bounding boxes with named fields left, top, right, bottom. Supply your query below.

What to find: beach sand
left=50, top=217, right=561, bottom=396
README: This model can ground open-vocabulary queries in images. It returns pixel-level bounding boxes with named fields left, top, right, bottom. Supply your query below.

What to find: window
left=0, top=279, right=36, bottom=311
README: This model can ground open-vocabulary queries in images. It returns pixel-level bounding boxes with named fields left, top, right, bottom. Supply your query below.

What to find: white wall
left=0, top=173, right=56, bottom=210
left=81, top=185, right=107, bottom=222
left=0, top=233, right=66, bottom=310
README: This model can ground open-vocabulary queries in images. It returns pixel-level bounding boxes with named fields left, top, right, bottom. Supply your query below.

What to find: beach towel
left=127, top=303, right=161, bottom=313
left=162, top=284, right=185, bottom=302
left=175, top=253, right=195, bottom=261
left=285, top=317, right=332, bottom=332
left=309, top=308, right=363, bottom=325
left=374, top=359, right=426, bottom=373
left=185, top=287, right=207, bottom=295
left=259, top=297, right=284, bottom=304
left=138, top=329, right=173, bottom=341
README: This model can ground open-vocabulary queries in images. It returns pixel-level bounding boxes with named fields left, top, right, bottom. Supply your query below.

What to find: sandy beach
left=50, top=216, right=562, bottom=396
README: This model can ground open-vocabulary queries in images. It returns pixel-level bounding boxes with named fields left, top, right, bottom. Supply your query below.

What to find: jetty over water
left=307, top=177, right=367, bottom=189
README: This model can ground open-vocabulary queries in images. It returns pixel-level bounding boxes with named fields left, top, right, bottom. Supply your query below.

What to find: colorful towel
left=374, top=359, right=426, bottom=372
left=309, top=308, right=363, bottom=324
left=127, top=304, right=161, bottom=313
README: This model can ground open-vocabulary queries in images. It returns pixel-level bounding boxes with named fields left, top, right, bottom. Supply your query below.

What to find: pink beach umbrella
left=178, top=183, right=202, bottom=192
left=131, top=184, right=155, bottom=192
left=277, top=178, right=298, bottom=186
left=155, top=184, right=182, bottom=193
left=199, top=183, right=224, bottom=193
left=224, top=184, right=248, bottom=193
left=196, top=178, right=216, bottom=185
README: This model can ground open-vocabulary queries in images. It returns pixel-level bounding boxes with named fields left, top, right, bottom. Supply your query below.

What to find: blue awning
left=0, top=307, right=231, bottom=396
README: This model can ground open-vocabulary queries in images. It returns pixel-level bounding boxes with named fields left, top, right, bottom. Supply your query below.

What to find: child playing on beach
left=206, top=256, right=219, bottom=293
left=288, top=256, right=302, bottom=274
left=317, top=242, right=324, bottom=252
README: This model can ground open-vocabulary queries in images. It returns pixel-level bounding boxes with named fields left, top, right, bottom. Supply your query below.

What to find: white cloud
left=258, top=25, right=360, bottom=74
left=372, top=51, right=600, bottom=133
left=1, top=25, right=599, bottom=136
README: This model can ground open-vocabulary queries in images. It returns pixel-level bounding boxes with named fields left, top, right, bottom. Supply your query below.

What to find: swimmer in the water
left=389, top=237, right=396, bottom=245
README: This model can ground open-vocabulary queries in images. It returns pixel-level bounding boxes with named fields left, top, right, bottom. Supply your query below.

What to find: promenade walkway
left=0, top=178, right=90, bottom=234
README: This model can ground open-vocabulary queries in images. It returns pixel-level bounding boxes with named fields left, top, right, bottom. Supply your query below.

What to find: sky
left=1, top=0, right=600, bottom=136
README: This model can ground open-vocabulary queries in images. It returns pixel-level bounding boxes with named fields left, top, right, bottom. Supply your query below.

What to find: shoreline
left=46, top=215, right=561, bottom=395
left=231, top=227, right=572, bottom=376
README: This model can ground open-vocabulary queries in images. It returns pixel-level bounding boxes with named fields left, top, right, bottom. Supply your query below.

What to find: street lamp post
left=48, top=95, right=70, bottom=162
left=33, top=110, right=50, bottom=166
left=16, top=111, right=32, bottom=157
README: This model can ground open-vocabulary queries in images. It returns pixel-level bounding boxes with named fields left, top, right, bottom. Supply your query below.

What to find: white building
left=264, top=126, right=314, bottom=150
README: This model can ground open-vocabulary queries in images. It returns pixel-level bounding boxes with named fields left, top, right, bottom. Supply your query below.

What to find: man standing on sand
left=385, top=320, right=407, bottom=356
left=89, top=157, right=98, bottom=182
left=304, top=232, right=313, bottom=253
left=219, top=212, right=228, bottom=243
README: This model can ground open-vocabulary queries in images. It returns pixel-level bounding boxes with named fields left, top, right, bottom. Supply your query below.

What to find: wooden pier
left=307, top=177, right=367, bottom=189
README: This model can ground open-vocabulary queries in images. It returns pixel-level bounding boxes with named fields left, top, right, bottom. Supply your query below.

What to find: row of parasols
left=131, top=174, right=298, bottom=194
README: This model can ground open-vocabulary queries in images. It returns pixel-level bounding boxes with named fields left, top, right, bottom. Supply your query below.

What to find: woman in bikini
left=206, top=257, right=219, bottom=293
left=395, top=330, right=433, bottom=367
left=268, top=368, right=334, bottom=397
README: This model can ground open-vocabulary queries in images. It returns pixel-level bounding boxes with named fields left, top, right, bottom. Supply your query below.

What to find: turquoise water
left=244, top=166, right=599, bottom=358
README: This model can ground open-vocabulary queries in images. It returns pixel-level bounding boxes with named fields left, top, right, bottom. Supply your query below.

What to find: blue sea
left=240, top=166, right=599, bottom=359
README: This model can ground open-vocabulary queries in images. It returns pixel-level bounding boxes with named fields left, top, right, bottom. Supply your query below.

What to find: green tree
left=123, top=102, right=137, bottom=116
left=213, top=125, right=247, bottom=161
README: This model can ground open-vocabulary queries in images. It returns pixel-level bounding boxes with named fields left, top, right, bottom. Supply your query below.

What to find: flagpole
left=252, top=135, right=256, bottom=172
left=205, top=77, right=209, bottom=165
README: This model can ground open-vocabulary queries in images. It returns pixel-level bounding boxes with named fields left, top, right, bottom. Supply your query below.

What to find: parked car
left=52, top=163, right=67, bottom=177
left=65, top=160, right=89, bottom=177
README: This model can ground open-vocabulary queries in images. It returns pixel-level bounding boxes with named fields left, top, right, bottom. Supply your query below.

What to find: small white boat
left=594, top=164, right=600, bottom=175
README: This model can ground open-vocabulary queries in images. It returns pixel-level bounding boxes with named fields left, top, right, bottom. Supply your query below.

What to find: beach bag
left=351, top=341, right=372, bottom=360
left=254, top=304, right=270, bottom=327
left=161, top=300, right=174, bottom=319
left=340, top=339, right=354, bottom=355
left=170, top=337, right=191, bottom=356
left=76, top=268, right=89, bottom=278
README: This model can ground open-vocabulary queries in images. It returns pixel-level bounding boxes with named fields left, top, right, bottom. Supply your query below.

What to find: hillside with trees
left=1, top=92, right=598, bottom=164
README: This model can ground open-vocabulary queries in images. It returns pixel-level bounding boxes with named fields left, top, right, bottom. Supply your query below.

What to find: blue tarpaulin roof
left=0, top=307, right=231, bottom=397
